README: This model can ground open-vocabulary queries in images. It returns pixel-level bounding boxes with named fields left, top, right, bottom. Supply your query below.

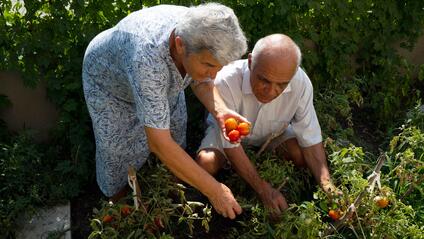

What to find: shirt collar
left=241, top=61, right=293, bottom=95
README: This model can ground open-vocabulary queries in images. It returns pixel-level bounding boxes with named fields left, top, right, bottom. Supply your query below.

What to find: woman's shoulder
left=116, top=5, right=187, bottom=36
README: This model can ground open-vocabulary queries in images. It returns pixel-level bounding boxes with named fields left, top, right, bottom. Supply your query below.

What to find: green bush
left=0, top=132, right=85, bottom=237
left=1, top=0, right=423, bottom=145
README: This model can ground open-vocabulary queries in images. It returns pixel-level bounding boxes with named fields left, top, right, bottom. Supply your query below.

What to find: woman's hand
left=216, top=109, right=250, bottom=144
left=207, top=183, right=242, bottom=219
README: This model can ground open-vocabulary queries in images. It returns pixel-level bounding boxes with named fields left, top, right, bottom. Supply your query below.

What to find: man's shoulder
left=219, top=59, right=247, bottom=75
left=216, top=59, right=247, bottom=83
left=290, top=67, right=313, bottom=92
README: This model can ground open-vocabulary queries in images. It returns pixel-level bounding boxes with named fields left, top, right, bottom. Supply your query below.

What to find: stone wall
left=0, top=72, right=58, bottom=142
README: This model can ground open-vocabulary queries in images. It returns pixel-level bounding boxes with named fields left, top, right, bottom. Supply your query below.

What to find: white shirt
left=206, top=59, right=322, bottom=149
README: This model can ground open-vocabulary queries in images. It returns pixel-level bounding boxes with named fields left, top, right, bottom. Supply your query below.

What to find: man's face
left=182, top=49, right=223, bottom=82
left=248, top=53, right=297, bottom=103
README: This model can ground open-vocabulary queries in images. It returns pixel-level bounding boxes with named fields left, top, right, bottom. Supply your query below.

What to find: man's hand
left=216, top=109, right=250, bottom=144
left=207, top=183, right=242, bottom=219
left=321, top=180, right=342, bottom=199
left=258, top=182, right=288, bottom=218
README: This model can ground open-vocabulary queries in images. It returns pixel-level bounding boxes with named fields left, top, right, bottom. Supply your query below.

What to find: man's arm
left=145, top=127, right=242, bottom=219
left=224, top=146, right=288, bottom=216
left=290, top=71, right=338, bottom=194
left=302, top=142, right=337, bottom=194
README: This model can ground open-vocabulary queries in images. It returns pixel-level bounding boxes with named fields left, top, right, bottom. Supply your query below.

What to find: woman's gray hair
left=175, top=3, right=247, bottom=65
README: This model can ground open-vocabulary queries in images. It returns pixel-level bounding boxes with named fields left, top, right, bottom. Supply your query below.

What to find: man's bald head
left=250, top=34, right=301, bottom=69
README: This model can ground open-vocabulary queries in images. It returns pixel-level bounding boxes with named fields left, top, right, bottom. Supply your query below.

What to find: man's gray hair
left=175, top=3, right=247, bottom=65
left=251, top=34, right=302, bottom=67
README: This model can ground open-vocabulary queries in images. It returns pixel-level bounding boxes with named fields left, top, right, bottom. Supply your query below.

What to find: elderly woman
left=82, top=3, right=247, bottom=219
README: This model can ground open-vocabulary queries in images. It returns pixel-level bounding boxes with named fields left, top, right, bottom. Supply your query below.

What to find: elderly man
left=196, top=34, right=338, bottom=217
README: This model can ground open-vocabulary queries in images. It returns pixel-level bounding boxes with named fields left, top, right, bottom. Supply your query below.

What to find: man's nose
left=263, top=84, right=272, bottom=94
left=265, top=85, right=279, bottom=99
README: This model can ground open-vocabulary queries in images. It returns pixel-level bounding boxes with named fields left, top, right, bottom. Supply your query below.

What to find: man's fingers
left=275, top=199, right=286, bottom=214
left=278, top=201, right=288, bottom=212
left=272, top=206, right=281, bottom=216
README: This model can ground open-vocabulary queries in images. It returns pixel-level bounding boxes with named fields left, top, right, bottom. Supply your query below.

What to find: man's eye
left=260, top=77, right=268, bottom=83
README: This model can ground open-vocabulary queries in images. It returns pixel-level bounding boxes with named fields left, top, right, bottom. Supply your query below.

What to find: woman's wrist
left=201, top=179, right=221, bottom=199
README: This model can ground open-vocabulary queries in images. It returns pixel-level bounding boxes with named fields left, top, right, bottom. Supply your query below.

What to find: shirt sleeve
left=291, top=71, right=322, bottom=147
left=127, top=48, right=170, bottom=129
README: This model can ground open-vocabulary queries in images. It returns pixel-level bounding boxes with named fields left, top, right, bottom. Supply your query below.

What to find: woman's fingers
left=233, top=200, right=242, bottom=215
left=208, top=183, right=242, bottom=219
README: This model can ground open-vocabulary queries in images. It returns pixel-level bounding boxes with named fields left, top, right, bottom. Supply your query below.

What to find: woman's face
left=182, top=49, right=223, bottom=82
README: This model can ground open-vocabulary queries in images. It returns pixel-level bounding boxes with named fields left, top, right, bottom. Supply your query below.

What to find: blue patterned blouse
left=82, top=5, right=192, bottom=196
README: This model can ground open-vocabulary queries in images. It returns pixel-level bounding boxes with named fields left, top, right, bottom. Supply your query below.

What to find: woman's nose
left=207, top=69, right=218, bottom=79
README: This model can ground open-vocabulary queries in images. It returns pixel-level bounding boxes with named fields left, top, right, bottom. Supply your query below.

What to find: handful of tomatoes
left=224, top=118, right=251, bottom=142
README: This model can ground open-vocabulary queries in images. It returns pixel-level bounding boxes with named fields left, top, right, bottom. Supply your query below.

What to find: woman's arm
left=190, top=82, right=249, bottom=142
left=190, top=81, right=227, bottom=118
left=145, top=126, right=242, bottom=219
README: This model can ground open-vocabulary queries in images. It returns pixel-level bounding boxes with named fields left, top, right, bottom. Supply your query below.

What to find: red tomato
left=228, top=129, right=240, bottom=142
left=374, top=196, right=389, bottom=208
left=102, top=215, right=113, bottom=223
left=237, top=122, right=251, bottom=136
left=225, top=118, right=238, bottom=132
left=121, top=205, right=132, bottom=216
left=328, top=209, right=341, bottom=220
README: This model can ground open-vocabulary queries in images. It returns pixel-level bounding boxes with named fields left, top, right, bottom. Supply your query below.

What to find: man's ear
left=248, top=53, right=252, bottom=70
left=175, top=36, right=185, bottom=55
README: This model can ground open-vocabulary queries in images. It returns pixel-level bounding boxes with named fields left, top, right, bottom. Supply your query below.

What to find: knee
left=196, top=149, right=225, bottom=175
left=279, top=138, right=306, bottom=168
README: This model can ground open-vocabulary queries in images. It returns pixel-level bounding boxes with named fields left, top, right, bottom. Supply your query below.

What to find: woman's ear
left=175, top=36, right=185, bottom=55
